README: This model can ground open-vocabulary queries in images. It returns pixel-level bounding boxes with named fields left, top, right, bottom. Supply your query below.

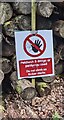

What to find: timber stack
left=0, top=1, right=64, bottom=120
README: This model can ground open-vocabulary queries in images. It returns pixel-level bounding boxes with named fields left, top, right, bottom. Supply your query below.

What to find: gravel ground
left=2, top=76, right=64, bottom=120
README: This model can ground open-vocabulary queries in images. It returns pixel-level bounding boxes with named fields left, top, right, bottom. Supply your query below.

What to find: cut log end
left=52, top=20, right=64, bottom=38
left=42, top=76, right=55, bottom=83
left=0, top=3, right=13, bottom=24
left=12, top=2, right=31, bottom=15
left=21, top=87, right=36, bottom=100
left=0, top=58, right=12, bottom=74
left=38, top=2, right=54, bottom=18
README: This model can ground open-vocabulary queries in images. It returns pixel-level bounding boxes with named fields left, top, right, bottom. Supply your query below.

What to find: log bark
left=51, top=3, right=64, bottom=20
left=0, top=3, right=13, bottom=24
left=0, top=69, right=4, bottom=85
left=53, top=1, right=64, bottom=8
left=12, top=55, right=17, bottom=70
left=56, top=44, right=64, bottom=60
left=37, top=2, right=54, bottom=18
left=37, top=16, right=52, bottom=30
left=55, top=61, right=64, bottom=75
left=10, top=71, right=36, bottom=100
left=53, top=38, right=57, bottom=49
left=57, top=44, right=64, bottom=53
left=10, top=71, right=18, bottom=90
left=3, top=34, right=15, bottom=45
left=2, top=40, right=15, bottom=57
left=54, top=51, right=60, bottom=65
left=12, top=2, right=31, bottom=15
left=17, top=79, right=37, bottom=100
left=60, top=46, right=64, bottom=60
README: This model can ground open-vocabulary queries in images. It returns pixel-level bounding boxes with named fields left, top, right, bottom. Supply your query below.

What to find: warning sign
left=24, top=34, right=46, bottom=57
left=15, top=30, right=54, bottom=79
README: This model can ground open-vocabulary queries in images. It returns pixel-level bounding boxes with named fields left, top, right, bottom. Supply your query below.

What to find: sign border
left=24, top=33, right=46, bottom=57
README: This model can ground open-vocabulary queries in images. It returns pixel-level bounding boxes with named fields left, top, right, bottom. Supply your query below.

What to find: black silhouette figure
left=31, top=39, right=42, bottom=53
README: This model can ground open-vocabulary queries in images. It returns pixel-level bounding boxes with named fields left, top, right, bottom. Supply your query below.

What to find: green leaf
left=37, top=82, right=47, bottom=88
left=53, top=111, right=61, bottom=120
left=41, top=87, right=45, bottom=91
left=0, top=105, right=5, bottom=111
left=16, top=85, right=22, bottom=94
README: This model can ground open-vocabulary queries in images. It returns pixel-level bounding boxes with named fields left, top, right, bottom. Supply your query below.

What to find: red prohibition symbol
left=24, top=34, right=46, bottom=57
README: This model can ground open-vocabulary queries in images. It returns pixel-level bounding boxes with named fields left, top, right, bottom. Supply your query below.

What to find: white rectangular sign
left=15, top=30, right=54, bottom=79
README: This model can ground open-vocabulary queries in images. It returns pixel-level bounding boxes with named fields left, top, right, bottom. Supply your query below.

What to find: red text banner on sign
left=19, top=58, right=53, bottom=78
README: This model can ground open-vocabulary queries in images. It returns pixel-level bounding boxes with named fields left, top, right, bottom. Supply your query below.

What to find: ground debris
left=2, top=77, right=64, bottom=119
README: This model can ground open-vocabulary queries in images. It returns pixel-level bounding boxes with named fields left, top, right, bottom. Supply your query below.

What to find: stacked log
left=0, top=3, right=13, bottom=24
left=0, top=1, right=64, bottom=119
left=0, top=58, right=12, bottom=74
left=52, top=20, right=64, bottom=38
left=3, top=15, right=31, bottom=38
left=1, top=1, right=64, bottom=94
left=12, top=2, right=31, bottom=15
left=10, top=71, right=37, bottom=100
left=1, top=1, right=64, bottom=89
left=37, top=2, right=54, bottom=18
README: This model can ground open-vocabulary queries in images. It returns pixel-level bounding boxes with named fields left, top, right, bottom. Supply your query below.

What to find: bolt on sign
left=15, top=30, right=54, bottom=79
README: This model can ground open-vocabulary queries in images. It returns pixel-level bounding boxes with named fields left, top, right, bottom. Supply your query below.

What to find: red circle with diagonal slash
left=24, top=34, right=46, bottom=57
